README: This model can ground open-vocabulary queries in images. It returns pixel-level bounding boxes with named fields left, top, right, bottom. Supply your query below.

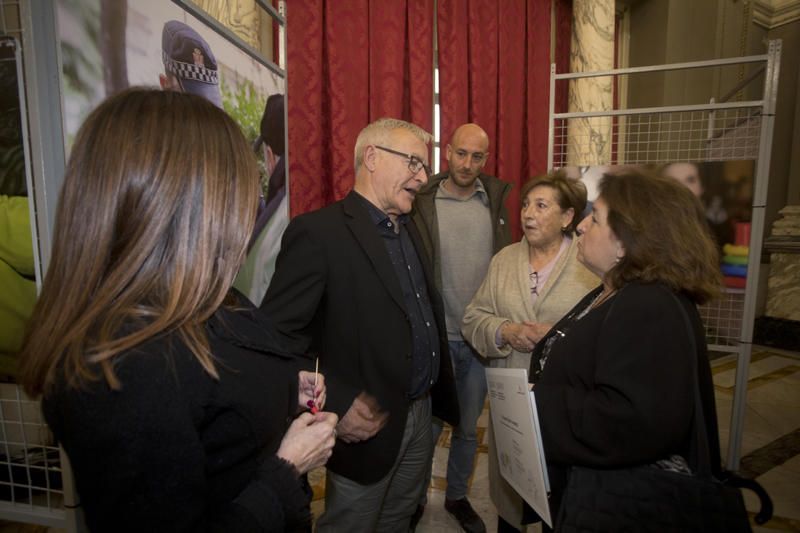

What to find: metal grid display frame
left=0, top=383, right=73, bottom=529
left=1, top=1, right=81, bottom=529
left=547, top=40, right=781, bottom=471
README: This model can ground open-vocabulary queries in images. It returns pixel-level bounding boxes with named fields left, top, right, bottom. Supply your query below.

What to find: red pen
left=307, top=358, right=319, bottom=413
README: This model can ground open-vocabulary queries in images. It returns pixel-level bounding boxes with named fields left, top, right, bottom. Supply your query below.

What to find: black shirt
left=356, top=193, right=440, bottom=398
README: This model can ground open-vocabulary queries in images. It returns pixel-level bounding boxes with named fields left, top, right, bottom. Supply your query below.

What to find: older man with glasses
left=411, top=123, right=513, bottom=532
left=262, top=118, right=459, bottom=531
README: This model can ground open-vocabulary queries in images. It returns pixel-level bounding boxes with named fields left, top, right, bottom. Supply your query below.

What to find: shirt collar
left=437, top=175, right=489, bottom=205
left=353, top=191, right=408, bottom=227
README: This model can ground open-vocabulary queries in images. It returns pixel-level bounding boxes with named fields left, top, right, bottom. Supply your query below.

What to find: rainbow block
left=721, top=264, right=747, bottom=277
left=723, top=244, right=749, bottom=257
left=722, top=255, right=748, bottom=266
left=723, top=276, right=747, bottom=289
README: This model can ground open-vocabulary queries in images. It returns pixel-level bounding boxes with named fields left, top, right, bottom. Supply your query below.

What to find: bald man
left=411, top=124, right=512, bottom=532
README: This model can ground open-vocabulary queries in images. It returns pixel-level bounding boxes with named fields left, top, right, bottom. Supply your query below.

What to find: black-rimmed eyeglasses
left=375, top=145, right=432, bottom=179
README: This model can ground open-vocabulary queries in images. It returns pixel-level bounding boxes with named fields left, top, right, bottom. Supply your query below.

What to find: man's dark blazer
left=261, top=190, right=460, bottom=484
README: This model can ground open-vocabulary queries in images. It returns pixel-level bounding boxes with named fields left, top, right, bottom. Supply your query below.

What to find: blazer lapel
left=342, top=192, right=407, bottom=312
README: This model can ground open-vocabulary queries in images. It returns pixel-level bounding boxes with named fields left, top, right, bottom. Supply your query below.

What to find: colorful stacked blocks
left=721, top=222, right=751, bottom=289
left=722, top=244, right=748, bottom=288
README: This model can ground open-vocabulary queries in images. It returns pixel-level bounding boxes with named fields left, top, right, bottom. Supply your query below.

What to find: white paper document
left=485, top=367, right=551, bottom=527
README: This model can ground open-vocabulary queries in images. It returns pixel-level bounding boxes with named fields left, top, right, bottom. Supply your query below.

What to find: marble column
left=765, top=205, right=800, bottom=321
left=566, top=0, right=615, bottom=166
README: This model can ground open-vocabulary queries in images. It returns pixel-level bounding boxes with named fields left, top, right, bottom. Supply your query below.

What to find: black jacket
left=262, top=191, right=459, bottom=484
left=530, top=282, right=721, bottom=521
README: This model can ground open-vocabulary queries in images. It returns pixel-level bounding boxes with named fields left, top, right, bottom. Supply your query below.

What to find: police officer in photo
left=160, top=20, right=222, bottom=108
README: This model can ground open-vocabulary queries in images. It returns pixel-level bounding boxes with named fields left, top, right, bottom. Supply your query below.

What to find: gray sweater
left=412, top=172, right=513, bottom=340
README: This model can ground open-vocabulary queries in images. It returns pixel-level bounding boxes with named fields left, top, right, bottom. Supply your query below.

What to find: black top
left=529, top=282, right=722, bottom=521
left=43, top=292, right=311, bottom=532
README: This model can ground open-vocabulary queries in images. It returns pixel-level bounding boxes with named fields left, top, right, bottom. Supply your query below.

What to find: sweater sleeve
left=461, top=252, right=515, bottom=359
left=45, top=351, right=310, bottom=532
left=535, top=285, right=696, bottom=467
left=224, top=456, right=312, bottom=532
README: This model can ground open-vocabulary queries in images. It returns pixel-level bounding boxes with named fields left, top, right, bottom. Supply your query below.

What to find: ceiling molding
left=753, top=0, right=800, bottom=29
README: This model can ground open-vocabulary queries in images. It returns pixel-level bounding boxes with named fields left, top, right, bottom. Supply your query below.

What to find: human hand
left=336, top=392, right=389, bottom=444
left=521, top=321, right=552, bottom=344
left=276, top=411, right=338, bottom=475
left=501, top=322, right=540, bottom=352
left=298, top=370, right=326, bottom=412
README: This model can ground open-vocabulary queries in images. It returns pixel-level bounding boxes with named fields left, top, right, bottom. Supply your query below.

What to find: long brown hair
left=19, top=88, right=259, bottom=397
left=599, top=169, right=721, bottom=304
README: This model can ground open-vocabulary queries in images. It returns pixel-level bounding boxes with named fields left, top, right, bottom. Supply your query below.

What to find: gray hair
left=354, top=118, right=432, bottom=171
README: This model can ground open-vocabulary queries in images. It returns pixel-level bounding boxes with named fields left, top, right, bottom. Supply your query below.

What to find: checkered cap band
left=163, top=51, right=218, bottom=85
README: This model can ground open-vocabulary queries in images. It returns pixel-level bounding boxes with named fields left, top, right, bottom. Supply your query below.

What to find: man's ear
left=159, top=73, right=169, bottom=90
left=364, top=145, right=378, bottom=172
left=263, top=145, right=277, bottom=175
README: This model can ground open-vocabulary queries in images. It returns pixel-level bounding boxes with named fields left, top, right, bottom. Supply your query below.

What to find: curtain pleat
left=285, top=0, right=328, bottom=215
left=323, top=1, right=370, bottom=203
left=498, top=0, right=529, bottom=234
left=407, top=0, right=435, bottom=134
left=436, top=0, right=469, bottom=171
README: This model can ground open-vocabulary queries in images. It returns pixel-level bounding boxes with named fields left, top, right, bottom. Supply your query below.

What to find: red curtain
left=285, top=0, right=434, bottom=217
left=272, top=0, right=281, bottom=65
left=285, top=0, right=571, bottom=226
left=437, top=0, right=571, bottom=240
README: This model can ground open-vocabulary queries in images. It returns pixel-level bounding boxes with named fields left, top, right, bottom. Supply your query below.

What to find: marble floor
left=1, top=346, right=798, bottom=532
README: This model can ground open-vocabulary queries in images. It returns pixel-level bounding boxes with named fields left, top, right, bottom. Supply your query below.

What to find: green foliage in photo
left=221, top=76, right=268, bottom=196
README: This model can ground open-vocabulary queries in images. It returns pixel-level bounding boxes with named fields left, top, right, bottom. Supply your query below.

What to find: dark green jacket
left=411, top=172, right=512, bottom=292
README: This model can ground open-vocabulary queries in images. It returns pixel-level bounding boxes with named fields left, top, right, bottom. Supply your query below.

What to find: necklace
left=590, top=288, right=617, bottom=310
left=529, top=270, right=539, bottom=295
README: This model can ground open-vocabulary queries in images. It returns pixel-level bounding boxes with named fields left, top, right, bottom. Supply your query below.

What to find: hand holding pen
left=280, top=365, right=337, bottom=474
left=298, top=359, right=325, bottom=413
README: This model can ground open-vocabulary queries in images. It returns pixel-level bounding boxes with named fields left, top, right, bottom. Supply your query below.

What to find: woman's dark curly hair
left=599, top=169, right=722, bottom=304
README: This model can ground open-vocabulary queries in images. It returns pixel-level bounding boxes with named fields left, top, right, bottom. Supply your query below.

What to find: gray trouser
left=316, top=395, right=433, bottom=532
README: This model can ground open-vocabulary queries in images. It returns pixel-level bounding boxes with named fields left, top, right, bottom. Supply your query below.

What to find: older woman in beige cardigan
left=462, top=171, right=597, bottom=532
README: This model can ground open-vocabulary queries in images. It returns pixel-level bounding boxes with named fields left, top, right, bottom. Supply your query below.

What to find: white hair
left=353, top=118, right=432, bottom=171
